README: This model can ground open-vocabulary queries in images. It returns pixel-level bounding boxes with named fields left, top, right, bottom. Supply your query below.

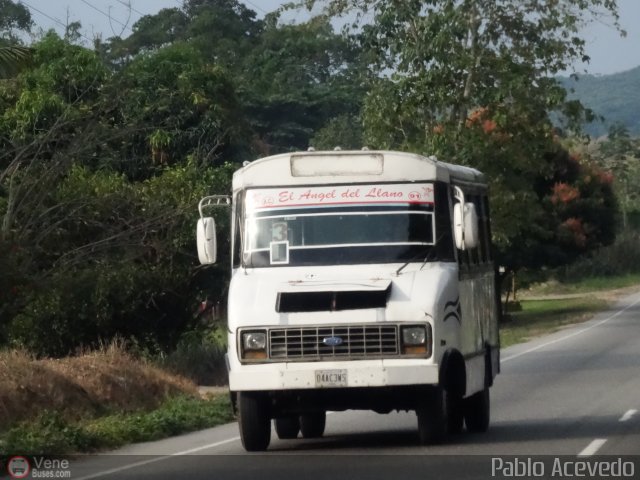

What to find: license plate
left=315, top=369, right=347, bottom=387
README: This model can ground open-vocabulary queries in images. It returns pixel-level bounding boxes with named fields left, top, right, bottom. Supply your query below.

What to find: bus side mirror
left=453, top=202, right=479, bottom=250
left=197, top=217, right=217, bottom=264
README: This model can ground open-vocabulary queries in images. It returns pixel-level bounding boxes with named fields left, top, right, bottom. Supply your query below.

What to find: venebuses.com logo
left=6, top=456, right=72, bottom=478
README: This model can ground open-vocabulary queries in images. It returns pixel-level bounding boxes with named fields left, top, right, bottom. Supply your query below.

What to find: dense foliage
left=302, top=0, right=622, bottom=273
left=0, top=1, right=364, bottom=356
left=0, top=0, right=629, bottom=356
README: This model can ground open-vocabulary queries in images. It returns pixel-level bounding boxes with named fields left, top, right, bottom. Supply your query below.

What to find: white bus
left=197, top=149, right=500, bottom=451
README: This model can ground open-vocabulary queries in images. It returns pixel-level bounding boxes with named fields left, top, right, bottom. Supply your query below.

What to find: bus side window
left=471, top=194, right=486, bottom=264
left=469, top=193, right=494, bottom=265
left=479, top=194, right=492, bottom=263
left=467, top=194, right=480, bottom=266
left=484, top=195, right=493, bottom=262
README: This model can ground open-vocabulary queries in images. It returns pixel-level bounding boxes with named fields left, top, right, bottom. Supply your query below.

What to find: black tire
left=274, top=416, right=300, bottom=439
left=417, top=386, right=447, bottom=445
left=299, top=411, right=326, bottom=438
left=464, top=387, right=490, bottom=433
left=238, top=392, right=271, bottom=451
left=446, top=390, right=465, bottom=434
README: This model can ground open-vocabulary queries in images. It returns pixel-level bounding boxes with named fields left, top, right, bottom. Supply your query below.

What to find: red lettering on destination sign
left=246, top=183, right=434, bottom=210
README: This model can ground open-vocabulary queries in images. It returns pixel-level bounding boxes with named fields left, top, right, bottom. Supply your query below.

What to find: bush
left=557, top=231, right=640, bottom=280
left=1, top=162, right=234, bottom=357
left=0, top=395, right=233, bottom=455
left=158, top=325, right=228, bottom=386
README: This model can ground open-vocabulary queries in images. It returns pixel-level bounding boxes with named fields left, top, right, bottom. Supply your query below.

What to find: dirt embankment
left=0, top=344, right=197, bottom=431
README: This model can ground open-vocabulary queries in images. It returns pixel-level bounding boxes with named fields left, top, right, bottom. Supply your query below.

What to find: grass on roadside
left=524, top=273, right=640, bottom=296
left=0, top=394, right=234, bottom=455
left=500, top=296, right=609, bottom=348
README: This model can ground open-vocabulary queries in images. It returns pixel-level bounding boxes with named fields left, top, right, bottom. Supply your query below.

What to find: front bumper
left=228, top=358, right=439, bottom=391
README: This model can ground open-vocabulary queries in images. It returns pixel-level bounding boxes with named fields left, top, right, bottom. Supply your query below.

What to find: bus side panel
left=459, top=267, right=498, bottom=395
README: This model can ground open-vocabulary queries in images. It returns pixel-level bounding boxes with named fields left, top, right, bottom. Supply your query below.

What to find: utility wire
left=132, top=0, right=268, bottom=17
left=244, top=0, right=268, bottom=14
left=79, top=0, right=132, bottom=33
left=115, top=0, right=145, bottom=17
left=20, top=0, right=94, bottom=44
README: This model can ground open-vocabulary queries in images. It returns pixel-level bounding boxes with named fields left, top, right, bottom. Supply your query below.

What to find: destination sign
left=246, top=183, right=435, bottom=210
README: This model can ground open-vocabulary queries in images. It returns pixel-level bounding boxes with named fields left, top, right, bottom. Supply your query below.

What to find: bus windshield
left=242, top=183, right=439, bottom=267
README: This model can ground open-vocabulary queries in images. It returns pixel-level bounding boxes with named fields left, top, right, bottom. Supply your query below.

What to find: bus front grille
left=269, top=325, right=398, bottom=360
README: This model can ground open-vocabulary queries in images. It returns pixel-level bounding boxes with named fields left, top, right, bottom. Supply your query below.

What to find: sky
left=19, top=0, right=640, bottom=75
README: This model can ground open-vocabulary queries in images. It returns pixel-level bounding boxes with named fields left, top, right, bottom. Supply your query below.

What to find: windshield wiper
left=394, top=233, right=445, bottom=276
left=394, top=249, right=430, bottom=276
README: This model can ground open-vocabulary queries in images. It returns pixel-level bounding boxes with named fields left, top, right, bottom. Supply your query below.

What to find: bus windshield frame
left=240, top=183, right=441, bottom=268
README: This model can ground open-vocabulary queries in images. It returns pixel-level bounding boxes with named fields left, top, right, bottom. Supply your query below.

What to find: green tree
left=104, top=0, right=263, bottom=67
left=184, top=0, right=263, bottom=67
left=0, top=34, right=239, bottom=355
left=240, top=15, right=367, bottom=153
left=5, top=162, right=234, bottom=356
left=1, top=33, right=109, bottom=239
left=311, top=113, right=363, bottom=150
left=105, top=42, right=246, bottom=178
left=0, top=0, right=33, bottom=77
left=593, top=124, right=640, bottom=230
left=302, top=0, right=621, bottom=273
left=1, top=34, right=111, bottom=337
left=99, top=7, right=189, bottom=64
left=103, top=2, right=367, bottom=155
left=521, top=145, right=616, bottom=269
left=0, top=0, right=32, bottom=46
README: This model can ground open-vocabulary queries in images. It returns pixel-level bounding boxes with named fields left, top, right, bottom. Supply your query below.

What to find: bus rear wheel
left=238, top=392, right=271, bottom=451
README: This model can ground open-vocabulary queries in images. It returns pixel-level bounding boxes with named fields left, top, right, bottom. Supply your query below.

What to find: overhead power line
left=115, top=0, right=146, bottom=17
left=244, top=0, right=268, bottom=14
left=20, top=0, right=94, bottom=44
left=79, top=0, right=132, bottom=34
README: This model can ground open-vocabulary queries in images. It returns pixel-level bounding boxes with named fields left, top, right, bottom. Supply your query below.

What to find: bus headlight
left=401, top=325, right=431, bottom=356
left=241, top=331, right=267, bottom=360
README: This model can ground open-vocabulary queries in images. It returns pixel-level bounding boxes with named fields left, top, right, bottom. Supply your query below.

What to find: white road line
left=619, top=409, right=637, bottom=422
left=502, top=294, right=640, bottom=363
left=78, top=411, right=338, bottom=480
left=578, top=438, right=607, bottom=457
left=74, top=436, right=241, bottom=480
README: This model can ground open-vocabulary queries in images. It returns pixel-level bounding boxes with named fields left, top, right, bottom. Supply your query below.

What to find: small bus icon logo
left=7, top=456, right=30, bottom=479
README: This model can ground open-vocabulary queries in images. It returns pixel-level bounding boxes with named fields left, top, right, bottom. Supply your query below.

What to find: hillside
left=559, top=66, right=640, bottom=137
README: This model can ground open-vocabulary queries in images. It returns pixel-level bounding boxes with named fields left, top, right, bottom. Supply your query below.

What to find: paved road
left=69, top=290, right=640, bottom=479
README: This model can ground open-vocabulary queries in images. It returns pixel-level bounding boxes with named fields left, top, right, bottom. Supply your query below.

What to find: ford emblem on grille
left=323, top=336, right=343, bottom=347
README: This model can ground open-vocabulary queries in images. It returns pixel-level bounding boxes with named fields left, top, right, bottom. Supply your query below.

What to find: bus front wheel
left=417, top=386, right=447, bottom=444
left=464, top=387, right=490, bottom=433
left=446, top=390, right=465, bottom=434
left=238, top=392, right=271, bottom=451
